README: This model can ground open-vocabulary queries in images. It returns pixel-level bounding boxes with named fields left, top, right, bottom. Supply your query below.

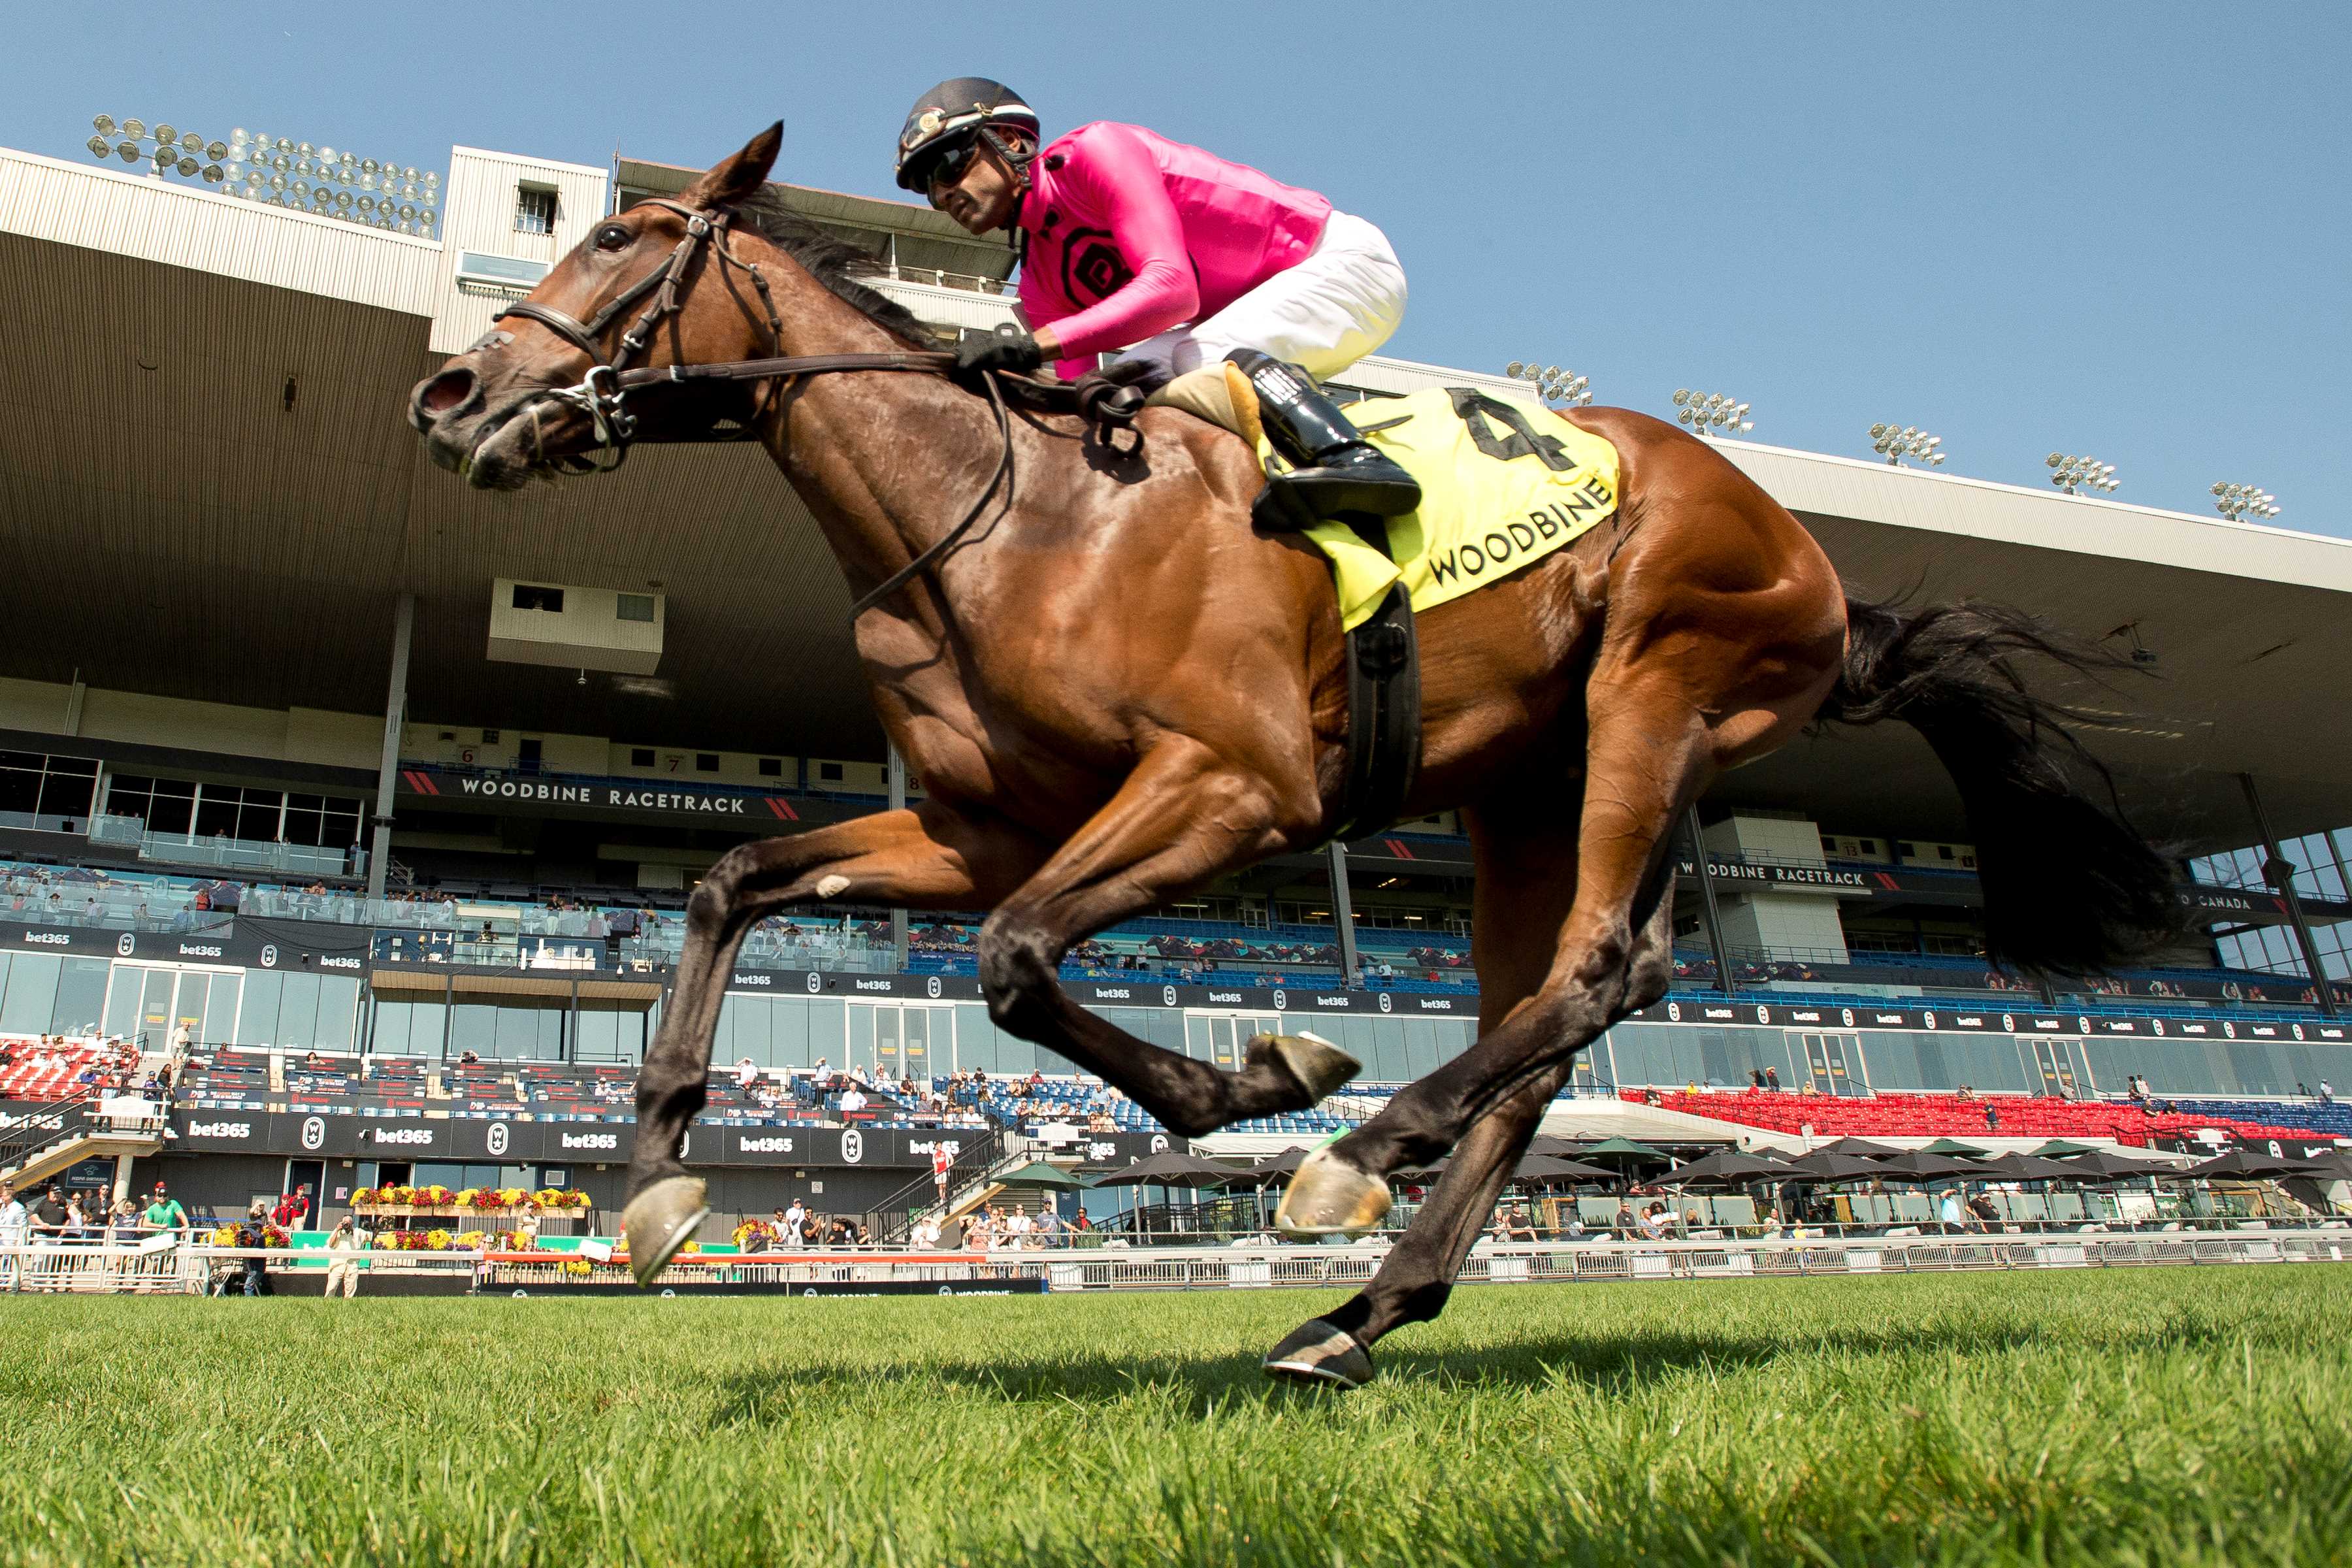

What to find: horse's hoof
left=1263, top=1318, right=1375, bottom=1389
left=1275, top=1147, right=1392, bottom=1237
left=1248, top=1030, right=1360, bottom=1103
left=620, top=1176, right=708, bottom=1288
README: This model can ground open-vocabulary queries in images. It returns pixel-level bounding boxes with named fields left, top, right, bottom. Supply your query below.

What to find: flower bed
left=351, top=1186, right=591, bottom=1218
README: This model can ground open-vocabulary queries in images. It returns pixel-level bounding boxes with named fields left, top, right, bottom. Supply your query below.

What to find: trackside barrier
left=5, top=1231, right=2349, bottom=1295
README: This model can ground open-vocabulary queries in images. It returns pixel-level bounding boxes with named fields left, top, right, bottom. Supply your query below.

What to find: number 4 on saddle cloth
left=1290, top=388, right=1624, bottom=632
left=1147, top=373, right=1624, bottom=834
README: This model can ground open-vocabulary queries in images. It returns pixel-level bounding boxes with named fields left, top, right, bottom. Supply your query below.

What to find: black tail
left=1820, top=595, right=2183, bottom=977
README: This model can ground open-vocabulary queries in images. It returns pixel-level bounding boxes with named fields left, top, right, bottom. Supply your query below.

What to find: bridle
left=491, top=195, right=1007, bottom=622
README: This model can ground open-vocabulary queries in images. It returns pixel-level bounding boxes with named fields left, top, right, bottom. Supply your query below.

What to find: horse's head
left=408, top=123, right=784, bottom=489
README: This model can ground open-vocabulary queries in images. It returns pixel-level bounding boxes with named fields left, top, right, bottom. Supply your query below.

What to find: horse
left=408, top=125, right=2178, bottom=1386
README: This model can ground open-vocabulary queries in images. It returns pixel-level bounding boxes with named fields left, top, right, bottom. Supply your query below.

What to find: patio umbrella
left=1973, top=1152, right=2094, bottom=1183
left=1920, top=1137, right=1991, bottom=1158
left=1511, top=1154, right=1615, bottom=1184
left=1778, top=1152, right=1890, bottom=1183
left=990, top=1161, right=1092, bottom=1190
left=2030, top=1139, right=2104, bottom=1158
left=1665, top=1149, right=1795, bottom=1186
left=1246, top=1146, right=1311, bottom=1180
left=1872, top=1152, right=1984, bottom=1182
left=1580, top=1135, right=1671, bottom=1163
left=2184, top=1149, right=2328, bottom=1180
left=1813, top=1137, right=1906, bottom=1160
left=2054, top=1149, right=2178, bottom=1181
left=1086, top=1150, right=1244, bottom=1188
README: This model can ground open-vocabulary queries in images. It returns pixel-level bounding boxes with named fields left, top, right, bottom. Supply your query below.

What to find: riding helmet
left=894, top=77, right=1041, bottom=193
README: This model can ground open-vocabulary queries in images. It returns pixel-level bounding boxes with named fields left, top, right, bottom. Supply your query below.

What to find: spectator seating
left=1635, top=1088, right=2320, bottom=1148
left=2166, top=1098, right=2352, bottom=1139
left=0, top=1037, right=115, bottom=1102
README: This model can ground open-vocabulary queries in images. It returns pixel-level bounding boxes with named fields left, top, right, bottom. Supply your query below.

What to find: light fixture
left=1869, top=421, right=1946, bottom=467
left=2210, top=482, right=2280, bottom=521
left=81, top=111, right=440, bottom=238
left=1503, top=360, right=1593, bottom=406
left=2045, top=452, right=2119, bottom=494
left=1672, top=387, right=1753, bottom=437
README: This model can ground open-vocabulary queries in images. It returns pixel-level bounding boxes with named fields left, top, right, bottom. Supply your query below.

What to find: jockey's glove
left=954, top=329, right=1043, bottom=378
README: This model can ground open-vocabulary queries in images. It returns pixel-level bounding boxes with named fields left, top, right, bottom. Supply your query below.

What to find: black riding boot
left=1228, top=350, right=1421, bottom=529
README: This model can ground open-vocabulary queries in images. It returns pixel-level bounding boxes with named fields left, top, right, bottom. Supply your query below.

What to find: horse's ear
left=689, top=122, right=783, bottom=208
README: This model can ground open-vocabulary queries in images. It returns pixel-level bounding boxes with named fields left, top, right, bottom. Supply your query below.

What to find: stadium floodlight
left=1671, top=387, right=1754, bottom=437
left=1503, top=361, right=1593, bottom=406
left=2045, top=451, right=2119, bottom=494
left=1869, top=421, right=1946, bottom=467
left=82, top=112, right=440, bottom=238
left=2210, top=481, right=2281, bottom=522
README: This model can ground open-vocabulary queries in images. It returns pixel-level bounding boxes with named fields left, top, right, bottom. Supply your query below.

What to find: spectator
left=324, top=1215, right=365, bottom=1298
left=1938, top=1187, right=1965, bottom=1235
left=107, top=1197, right=140, bottom=1244
left=237, top=1200, right=273, bottom=1296
left=1612, top=1199, right=1637, bottom=1237
left=1983, top=1102, right=2001, bottom=1134
left=0, top=1181, right=23, bottom=1288
left=29, top=1186, right=69, bottom=1241
left=932, top=1143, right=953, bottom=1207
left=1764, top=1066, right=1782, bottom=1092
left=732, top=1056, right=760, bottom=1092
left=783, top=1198, right=808, bottom=1242
left=840, top=1084, right=868, bottom=1114
left=2324, top=1081, right=2337, bottom=1105
left=1492, top=1205, right=1537, bottom=1243
left=142, top=1183, right=186, bottom=1235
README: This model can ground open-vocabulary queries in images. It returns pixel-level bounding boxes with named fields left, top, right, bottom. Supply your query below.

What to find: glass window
left=0, top=755, right=42, bottom=814
left=315, top=977, right=359, bottom=1051
left=54, top=958, right=108, bottom=1036
left=239, top=971, right=283, bottom=1046
left=0, top=953, right=59, bottom=1032
left=276, top=973, right=323, bottom=1051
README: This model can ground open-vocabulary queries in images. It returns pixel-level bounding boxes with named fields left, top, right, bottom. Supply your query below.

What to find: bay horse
left=408, top=125, right=2177, bottom=1386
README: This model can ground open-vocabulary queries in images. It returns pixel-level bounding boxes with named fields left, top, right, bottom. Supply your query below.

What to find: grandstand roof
left=4, top=142, right=2349, bottom=852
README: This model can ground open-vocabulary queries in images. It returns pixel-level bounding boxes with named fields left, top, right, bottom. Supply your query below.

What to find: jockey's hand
left=955, top=329, right=1044, bottom=378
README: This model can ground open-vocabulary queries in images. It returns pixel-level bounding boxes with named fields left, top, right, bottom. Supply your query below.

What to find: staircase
left=0, top=1094, right=165, bottom=1192
left=867, top=1128, right=1039, bottom=1244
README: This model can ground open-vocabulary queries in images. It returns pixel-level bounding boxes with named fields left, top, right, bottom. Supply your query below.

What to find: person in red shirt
left=894, top=78, right=1417, bottom=528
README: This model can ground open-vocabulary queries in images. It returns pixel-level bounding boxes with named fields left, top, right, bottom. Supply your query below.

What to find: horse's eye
left=595, top=224, right=630, bottom=252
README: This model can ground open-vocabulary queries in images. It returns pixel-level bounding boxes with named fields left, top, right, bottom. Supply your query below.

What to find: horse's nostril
left=417, top=367, right=476, bottom=417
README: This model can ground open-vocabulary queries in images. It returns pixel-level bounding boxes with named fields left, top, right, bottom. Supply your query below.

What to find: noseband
left=490, top=195, right=1002, bottom=621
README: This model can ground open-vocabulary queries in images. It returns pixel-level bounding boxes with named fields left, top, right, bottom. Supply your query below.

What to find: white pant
left=1116, top=210, right=1406, bottom=383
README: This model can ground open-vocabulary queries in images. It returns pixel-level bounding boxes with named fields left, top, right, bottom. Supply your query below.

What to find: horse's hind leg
left=977, top=734, right=1349, bottom=1138
left=1267, top=829, right=1675, bottom=1387
left=621, top=806, right=1043, bottom=1281
left=1277, top=665, right=1713, bottom=1236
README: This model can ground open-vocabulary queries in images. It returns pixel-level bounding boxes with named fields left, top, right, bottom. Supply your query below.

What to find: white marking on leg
left=814, top=874, right=851, bottom=899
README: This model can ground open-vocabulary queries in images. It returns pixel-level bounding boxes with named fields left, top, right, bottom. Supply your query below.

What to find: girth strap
left=1335, top=515, right=1422, bottom=838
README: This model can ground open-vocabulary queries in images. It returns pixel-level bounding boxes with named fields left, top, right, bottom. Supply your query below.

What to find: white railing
left=10, top=1226, right=2351, bottom=1296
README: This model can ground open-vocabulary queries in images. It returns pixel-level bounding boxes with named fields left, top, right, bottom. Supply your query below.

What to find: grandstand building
left=2, top=134, right=2349, bottom=1231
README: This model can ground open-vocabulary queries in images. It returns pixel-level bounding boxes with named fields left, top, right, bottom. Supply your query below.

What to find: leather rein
left=492, top=196, right=1009, bottom=623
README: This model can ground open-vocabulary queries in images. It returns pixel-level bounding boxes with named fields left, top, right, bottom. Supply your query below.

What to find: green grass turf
left=2, top=1267, right=2348, bottom=1567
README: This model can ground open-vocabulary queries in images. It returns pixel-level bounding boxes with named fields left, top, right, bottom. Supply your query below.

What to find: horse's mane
left=731, top=188, right=945, bottom=349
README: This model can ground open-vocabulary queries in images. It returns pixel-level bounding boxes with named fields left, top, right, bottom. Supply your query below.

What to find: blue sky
left=5, top=3, right=2345, bottom=533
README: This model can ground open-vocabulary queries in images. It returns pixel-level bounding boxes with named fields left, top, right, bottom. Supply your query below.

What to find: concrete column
left=2240, top=773, right=2337, bottom=1018
left=1326, top=840, right=1361, bottom=985
left=365, top=594, right=416, bottom=902
left=1683, top=807, right=1737, bottom=996
left=112, top=1152, right=134, bottom=1205
left=887, top=745, right=909, bottom=971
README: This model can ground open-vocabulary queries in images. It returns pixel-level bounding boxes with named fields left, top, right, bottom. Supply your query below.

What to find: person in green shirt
left=141, top=1183, right=187, bottom=1234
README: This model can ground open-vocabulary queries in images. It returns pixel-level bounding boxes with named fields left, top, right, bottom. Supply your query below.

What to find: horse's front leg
left=621, top=806, right=1043, bottom=1282
left=975, top=735, right=1354, bottom=1139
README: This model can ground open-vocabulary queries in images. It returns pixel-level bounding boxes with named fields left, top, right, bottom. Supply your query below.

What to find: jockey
left=894, top=77, right=1420, bottom=527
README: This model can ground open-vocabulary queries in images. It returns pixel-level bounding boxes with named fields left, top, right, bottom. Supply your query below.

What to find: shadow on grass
left=707, top=1309, right=2255, bottom=1423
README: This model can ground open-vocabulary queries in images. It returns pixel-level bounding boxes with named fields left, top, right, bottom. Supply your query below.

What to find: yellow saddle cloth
left=1275, top=388, right=1622, bottom=632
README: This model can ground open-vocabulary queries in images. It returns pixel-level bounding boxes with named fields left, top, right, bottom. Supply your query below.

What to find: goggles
left=923, top=137, right=983, bottom=207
